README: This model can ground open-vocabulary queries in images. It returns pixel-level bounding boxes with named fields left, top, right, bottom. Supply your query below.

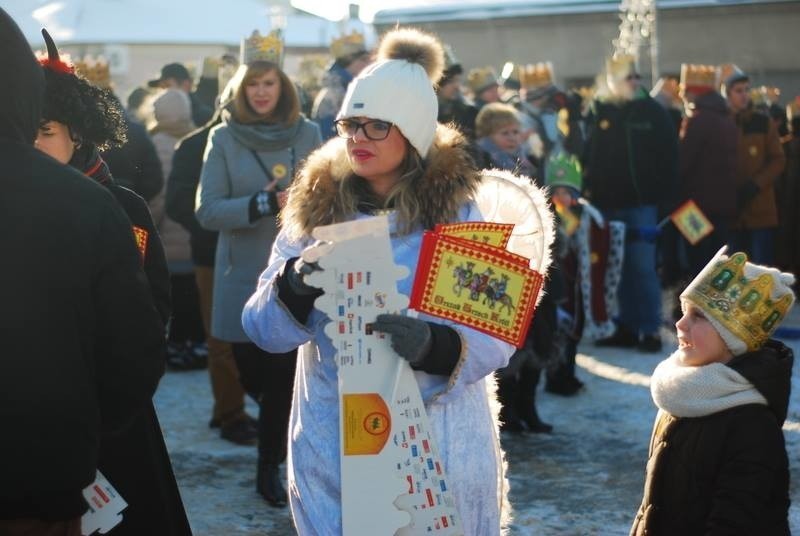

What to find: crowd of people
left=1, top=5, right=798, bottom=535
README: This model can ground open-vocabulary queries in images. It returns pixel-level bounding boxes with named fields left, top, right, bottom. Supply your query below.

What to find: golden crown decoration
left=467, top=66, right=499, bottom=93
left=679, top=63, right=718, bottom=91
left=241, top=29, right=284, bottom=66
left=682, top=250, right=795, bottom=352
left=330, top=30, right=366, bottom=60
left=518, top=62, right=554, bottom=91
left=606, top=54, right=638, bottom=80
left=74, top=55, right=112, bottom=89
left=762, top=85, right=781, bottom=105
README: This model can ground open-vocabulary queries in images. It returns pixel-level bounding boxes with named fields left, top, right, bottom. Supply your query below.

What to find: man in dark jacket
left=166, top=107, right=256, bottom=445
left=584, top=55, right=678, bottom=352
left=148, top=62, right=214, bottom=127
left=0, top=8, right=165, bottom=534
left=678, top=83, right=739, bottom=277
left=722, top=66, right=786, bottom=265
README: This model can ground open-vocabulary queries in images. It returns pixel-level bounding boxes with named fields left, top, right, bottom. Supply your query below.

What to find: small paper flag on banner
left=554, top=202, right=580, bottom=237
left=670, top=199, right=714, bottom=245
left=410, top=231, right=543, bottom=347
left=434, top=222, right=515, bottom=248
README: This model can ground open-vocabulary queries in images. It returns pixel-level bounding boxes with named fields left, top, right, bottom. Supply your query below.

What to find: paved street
left=155, top=323, right=800, bottom=535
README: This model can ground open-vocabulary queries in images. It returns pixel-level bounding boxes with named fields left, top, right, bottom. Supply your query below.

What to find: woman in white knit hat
left=242, top=28, right=553, bottom=534
left=632, top=247, right=794, bottom=535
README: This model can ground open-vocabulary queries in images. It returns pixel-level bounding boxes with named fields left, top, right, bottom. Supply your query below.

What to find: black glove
left=248, top=190, right=278, bottom=222
left=275, top=257, right=323, bottom=325
left=737, top=180, right=760, bottom=211
left=372, top=314, right=432, bottom=367
left=372, top=314, right=462, bottom=376
left=285, top=257, right=323, bottom=296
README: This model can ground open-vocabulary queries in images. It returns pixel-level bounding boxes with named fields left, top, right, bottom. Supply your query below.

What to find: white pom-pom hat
left=337, top=28, right=445, bottom=159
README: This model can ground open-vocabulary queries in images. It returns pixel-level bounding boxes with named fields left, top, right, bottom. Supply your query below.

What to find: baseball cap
left=147, top=63, right=191, bottom=87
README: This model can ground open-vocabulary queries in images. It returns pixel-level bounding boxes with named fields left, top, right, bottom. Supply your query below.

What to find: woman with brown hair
left=196, top=29, right=321, bottom=507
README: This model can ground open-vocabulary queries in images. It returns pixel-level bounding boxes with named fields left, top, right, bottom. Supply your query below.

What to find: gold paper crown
left=241, top=29, right=284, bottom=66
left=518, top=62, right=554, bottom=90
left=606, top=54, right=637, bottom=79
left=74, top=55, right=111, bottom=89
left=750, top=87, right=767, bottom=106
left=467, top=66, right=498, bottom=93
left=762, top=85, right=781, bottom=105
left=682, top=250, right=795, bottom=352
left=330, top=30, right=366, bottom=60
left=680, top=63, right=718, bottom=91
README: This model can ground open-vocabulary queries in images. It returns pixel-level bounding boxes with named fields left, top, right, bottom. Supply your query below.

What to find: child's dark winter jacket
left=631, top=340, right=792, bottom=535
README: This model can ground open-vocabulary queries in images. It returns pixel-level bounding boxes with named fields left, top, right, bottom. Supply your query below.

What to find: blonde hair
left=337, top=140, right=426, bottom=235
left=475, top=102, right=520, bottom=138
left=233, top=61, right=300, bottom=125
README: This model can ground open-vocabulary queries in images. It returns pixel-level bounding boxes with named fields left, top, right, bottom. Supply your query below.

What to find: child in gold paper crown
left=632, top=248, right=794, bottom=535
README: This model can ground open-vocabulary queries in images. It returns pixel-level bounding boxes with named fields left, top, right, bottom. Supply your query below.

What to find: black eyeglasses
left=334, top=119, right=393, bottom=141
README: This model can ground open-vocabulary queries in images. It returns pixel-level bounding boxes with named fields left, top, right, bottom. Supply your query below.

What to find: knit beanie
left=338, top=28, right=444, bottom=158
left=681, top=247, right=796, bottom=355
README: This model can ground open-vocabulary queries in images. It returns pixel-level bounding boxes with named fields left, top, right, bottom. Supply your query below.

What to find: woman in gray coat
left=196, top=50, right=321, bottom=507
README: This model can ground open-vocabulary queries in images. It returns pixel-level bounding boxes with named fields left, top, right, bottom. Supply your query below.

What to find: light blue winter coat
left=242, top=127, right=522, bottom=534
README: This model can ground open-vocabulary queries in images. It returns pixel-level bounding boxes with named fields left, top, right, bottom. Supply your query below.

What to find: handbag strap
left=250, top=149, right=275, bottom=184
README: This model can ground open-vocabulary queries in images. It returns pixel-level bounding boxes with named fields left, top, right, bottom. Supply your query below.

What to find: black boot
left=497, top=374, right=525, bottom=433
left=595, top=324, right=638, bottom=348
left=517, top=368, right=552, bottom=433
left=256, top=462, right=287, bottom=508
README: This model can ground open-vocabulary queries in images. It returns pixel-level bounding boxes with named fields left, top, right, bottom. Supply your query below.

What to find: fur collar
left=282, top=123, right=480, bottom=240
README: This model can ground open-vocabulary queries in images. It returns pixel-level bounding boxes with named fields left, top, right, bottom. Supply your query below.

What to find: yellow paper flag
left=670, top=200, right=714, bottom=245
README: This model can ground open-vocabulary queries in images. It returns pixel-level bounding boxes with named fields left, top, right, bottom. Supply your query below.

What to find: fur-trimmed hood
left=282, top=123, right=481, bottom=240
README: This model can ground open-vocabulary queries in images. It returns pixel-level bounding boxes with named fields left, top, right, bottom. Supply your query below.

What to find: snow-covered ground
left=154, top=317, right=800, bottom=535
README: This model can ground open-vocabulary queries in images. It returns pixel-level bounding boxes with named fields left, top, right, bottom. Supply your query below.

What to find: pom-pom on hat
left=681, top=247, right=796, bottom=356
left=337, top=28, right=444, bottom=158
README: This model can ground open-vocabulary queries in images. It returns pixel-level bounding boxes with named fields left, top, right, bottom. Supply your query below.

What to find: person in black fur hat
left=35, top=29, right=191, bottom=536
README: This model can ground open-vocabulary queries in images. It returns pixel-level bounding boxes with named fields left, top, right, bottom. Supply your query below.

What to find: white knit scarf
left=650, top=352, right=767, bottom=418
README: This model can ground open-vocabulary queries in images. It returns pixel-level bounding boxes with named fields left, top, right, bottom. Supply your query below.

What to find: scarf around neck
left=650, top=352, right=767, bottom=418
left=70, top=144, right=113, bottom=185
left=222, top=109, right=303, bottom=151
left=477, top=137, right=536, bottom=177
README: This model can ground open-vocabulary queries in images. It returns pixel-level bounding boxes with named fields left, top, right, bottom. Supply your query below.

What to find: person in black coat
left=33, top=29, right=191, bottom=536
left=0, top=9, right=165, bottom=535
left=584, top=57, right=678, bottom=353
left=102, top=105, right=165, bottom=202
left=632, top=249, right=794, bottom=535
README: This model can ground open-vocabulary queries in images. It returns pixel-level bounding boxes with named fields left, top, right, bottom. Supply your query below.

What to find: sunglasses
left=626, top=74, right=642, bottom=81
left=335, top=119, right=393, bottom=141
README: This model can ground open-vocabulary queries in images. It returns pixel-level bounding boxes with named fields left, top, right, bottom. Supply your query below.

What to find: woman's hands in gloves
left=372, top=314, right=432, bottom=367
left=286, top=257, right=323, bottom=296
left=372, top=314, right=462, bottom=376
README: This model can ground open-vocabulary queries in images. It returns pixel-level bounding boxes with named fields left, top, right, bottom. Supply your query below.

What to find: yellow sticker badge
left=342, top=393, right=391, bottom=456
left=272, top=163, right=288, bottom=180
left=599, top=119, right=611, bottom=130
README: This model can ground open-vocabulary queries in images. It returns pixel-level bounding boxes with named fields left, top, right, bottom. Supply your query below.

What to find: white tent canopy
left=4, top=0, right=375, bottom=47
